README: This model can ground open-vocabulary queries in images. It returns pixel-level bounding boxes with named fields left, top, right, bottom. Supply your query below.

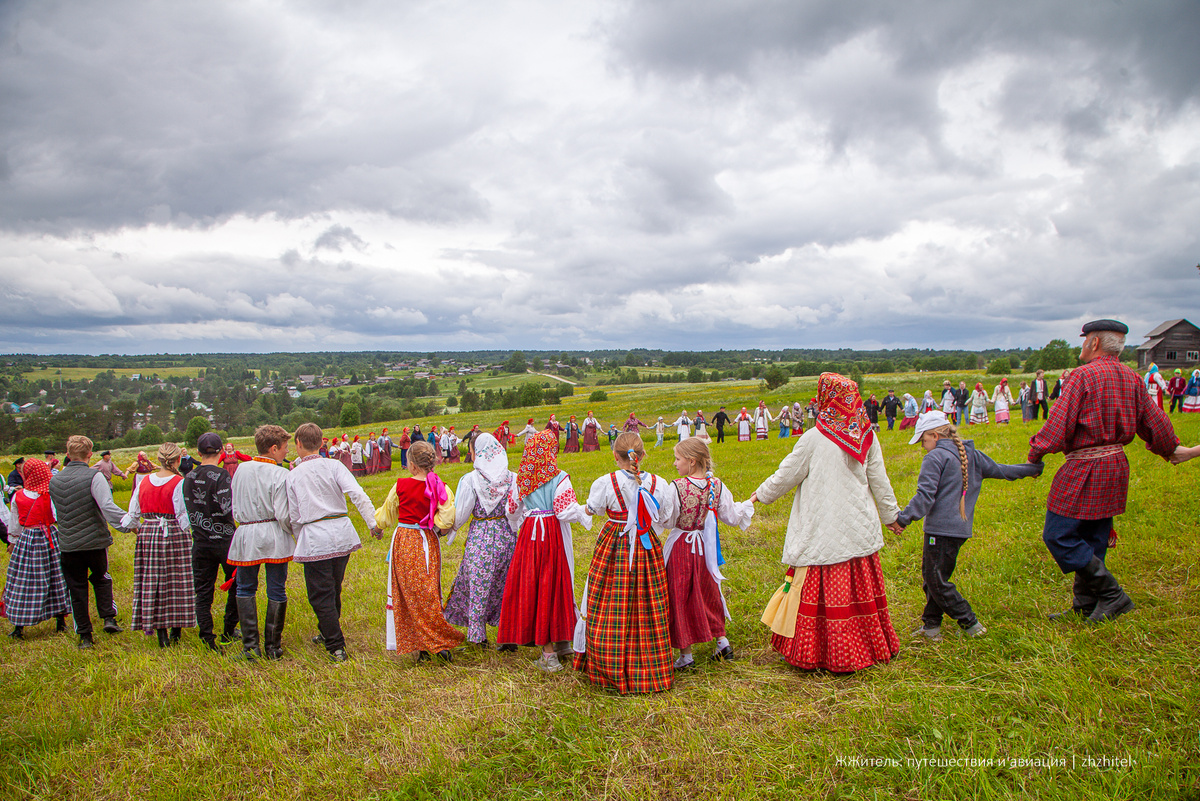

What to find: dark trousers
left=715, top=426, right=725, bottom=443
left=886, top=413, right=896, bottom=431
left=192, top=544, right=238, bottom=642
left=921, top=535, right=976, bottom=629
left=58, top=548, right=117, bottom=637
left=1042, top=511, right=1111, bottom=574
left=1170, top=395, right=1184, bottom=413
left=303, top=555, right=349, bottom=653
left=1032, top=398, right=1049, bottom=419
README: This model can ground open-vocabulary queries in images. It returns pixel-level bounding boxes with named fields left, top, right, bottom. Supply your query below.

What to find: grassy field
left=1, top=373, right=1198, bottom=799
left=20, top=366, right=209, bottom=382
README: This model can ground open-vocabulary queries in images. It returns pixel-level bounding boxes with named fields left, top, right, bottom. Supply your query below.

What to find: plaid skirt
left=2, top=525, right=69, bottom=626
left=770, top=552, right=899, bottom=673
left=131, top=515, right=196, bottom=632
left=575, top=520, right=673, bottom=694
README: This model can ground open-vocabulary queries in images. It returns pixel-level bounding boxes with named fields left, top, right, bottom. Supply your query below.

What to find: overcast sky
left=0, top=0, right=1197, bottom=355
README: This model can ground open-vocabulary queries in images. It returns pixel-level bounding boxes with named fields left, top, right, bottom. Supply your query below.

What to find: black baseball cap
left=197, top=432, right=223, bottom=455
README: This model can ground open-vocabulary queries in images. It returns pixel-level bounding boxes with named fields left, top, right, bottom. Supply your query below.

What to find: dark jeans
left=1042, top=511, right=1111, bottom=574
left=192, top=544, right=238, bottom=641
left=303, top=555, right=349, bottom=653
left=921, top=535, right=976, bottom=629
left=399, top=448, right=408, bottom=468
left=715, top=426, right=725, bottom=443
left=1032, top=399, right=1049, bottom=419
left=1170, top=395, right=1184, bottom=413
left=58, top=548, right=117, bottom=637
left=886, top=414, right=896, bottom=431
left=235, top=562, right=288, bottom=602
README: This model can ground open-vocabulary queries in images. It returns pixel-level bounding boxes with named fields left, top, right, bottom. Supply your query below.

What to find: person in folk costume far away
left=1018, top=381, right=1032, bottom=422
left=582, top=411, right=602, bottom=452
left=940, top=381, right=957, bottom=423
left=623, top=413, right=649, bottom=433
left=126, top=450, right=155, bottom=490
left=1166, top=368, right=1188, bottom=413
left=463, top=425, right=481, bottom=463
left=671, top=410, right=692, bottom=442
left=517, top=418, right=538, bottom=443
left=1029, top=320, right=1196, bottom=624
left=218, top=442, right=251, bottom=478
left=777, top=403, right=791, bottom=437
left=427, top=427, right=441, bottom=464
left=564, top=416, right=581, bottom=453
left=4, top=457, right=70, bottom=640
left=921, top=390, right=938, bottom=414
left=318, top=438, right=330, bottom=459
left=183, top=433, right=240, bottom=651
left=661, top=437, right=753, bottom=669
left=398, top=427, right=412, bottom=469
left=288, top=423, right=380, bottom=663
left=790, top=402, right=804, bottom=436
left=228, top=425, right=294, bottom=660
left=991, top=379, right=1014, bottom=424
left=753, top=372, right=903, bottom=673
left=492, top=420, right=511, bottom=450
left=363, top=432, right=378, bottom=476
left=119, top=442, right=196, bottom=648
left=652, top=416, right=666, bottom=448
left=863, top=394, right=881, bottom=433
left=378, top=428, right=393, bottom=471
left=735, top=407, right=752, bottom=442
left=446, top=427, right=462, bottom=463
left=349, top=435, right=365, bottom=477
left=375, top=440, right=463, bottom=663
left=47, top=438, right=127, bottom=649
left=1184, top=369, right=1200, bottom=413
left=444, top=432, right=522, bottom=648
left=497, top=429, right=592, bottom=670
left=898, top=394, right=919, bottom=430
left=752, top=401, right=773, bottom=440
left=544, top=414, right=563, bottom=452
left=1143, top=363, right=1168, bottom=410
left=968, top=383, right=990, bottom=425
left=898, top=411, right=1042, bottom=642
left=575, top=432, right=675, bottom=693
left=337, top=434, right=353, bottom=472
left=694, top=409, right=708, bottom=438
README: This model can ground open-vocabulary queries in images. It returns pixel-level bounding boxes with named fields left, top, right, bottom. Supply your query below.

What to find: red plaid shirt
left=1028, top=354, right=1179, bottom=519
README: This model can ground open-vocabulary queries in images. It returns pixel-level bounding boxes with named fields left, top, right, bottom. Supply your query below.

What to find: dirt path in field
left=530, top=371, right=578, bottom=386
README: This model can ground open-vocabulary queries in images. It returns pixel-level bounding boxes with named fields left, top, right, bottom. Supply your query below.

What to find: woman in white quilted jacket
left=752, top=372, right=903, bottom=673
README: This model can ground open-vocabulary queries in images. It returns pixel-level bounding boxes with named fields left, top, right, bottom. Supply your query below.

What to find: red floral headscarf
left=516, top=429, right=559, bottom=498
left=21, top=458, right=51, bottom=494
left=815, top=372, right=873, bottom=464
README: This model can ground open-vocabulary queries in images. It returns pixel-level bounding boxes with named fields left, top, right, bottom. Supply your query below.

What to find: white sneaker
left=536, top=652, right=563, bottom=673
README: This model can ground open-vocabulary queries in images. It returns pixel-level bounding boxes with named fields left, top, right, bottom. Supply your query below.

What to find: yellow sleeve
left=434, top=485, right=456, bottom=531
left=375, top=484, right=399, bottom=531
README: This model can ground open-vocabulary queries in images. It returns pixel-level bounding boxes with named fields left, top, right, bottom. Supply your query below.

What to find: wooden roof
left=1144, top=318, right=1198, bottom=337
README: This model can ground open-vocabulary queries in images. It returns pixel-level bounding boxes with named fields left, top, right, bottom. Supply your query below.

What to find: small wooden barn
left=1137, top=319, right=1200, bottom=370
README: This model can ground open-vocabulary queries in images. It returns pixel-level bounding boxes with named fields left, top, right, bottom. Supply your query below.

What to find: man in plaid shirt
left=1028, top=319, right=1194, bottom=623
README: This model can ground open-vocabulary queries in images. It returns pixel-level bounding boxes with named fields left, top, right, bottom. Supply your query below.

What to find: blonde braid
left=947, top=427, right=969, bottom=521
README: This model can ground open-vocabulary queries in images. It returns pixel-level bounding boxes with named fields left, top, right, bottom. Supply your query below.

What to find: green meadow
left=1, top=372, right=1197, bottom=799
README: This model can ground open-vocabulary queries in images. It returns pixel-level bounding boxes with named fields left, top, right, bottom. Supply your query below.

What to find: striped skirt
left=770, top=552, right=899, bottom=673
left=2, top=525, right=69, bottom=626
left=575, top=520, right=673, bottom=694
left=131, top=515, right=196, bottom=632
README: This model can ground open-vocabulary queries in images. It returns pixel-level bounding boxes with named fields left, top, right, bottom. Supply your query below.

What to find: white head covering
left=471, top=433, right=513, bottom=514
left=909, top=410, right=950, bottom=445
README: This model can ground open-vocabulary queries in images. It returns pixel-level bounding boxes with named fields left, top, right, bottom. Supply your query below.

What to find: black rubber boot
left=263, top=600, right=286, bottom=660
left=55, top=615, right=68, bottom=633
left=1048, top=572, right=1097, bottom=620
left=234, top=595, right=261, bottom=659
left=169, top=627, right=181, bottom=646
left=8, top=626, right=23, bottom=640
left=156, top=628, right=170, bottom=648
left=1079, top=556, right=1135, bottom=624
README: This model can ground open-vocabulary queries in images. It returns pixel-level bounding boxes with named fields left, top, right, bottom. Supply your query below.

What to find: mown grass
left=2, top=374, right=1198, bottom=799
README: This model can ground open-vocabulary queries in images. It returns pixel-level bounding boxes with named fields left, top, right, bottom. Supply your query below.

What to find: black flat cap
left=1080, top=319, right=1128, bottom=336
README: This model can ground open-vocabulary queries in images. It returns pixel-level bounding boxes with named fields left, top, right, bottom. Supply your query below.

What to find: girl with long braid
left=576, top=432, right=676, bottom=693
left=896, top=411, right=1042, bottom=641
left=120, top=442, right=196, bottom=647
left=661, top=438, right=754, bottom=669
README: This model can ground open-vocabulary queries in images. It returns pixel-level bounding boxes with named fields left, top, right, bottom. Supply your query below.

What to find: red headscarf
left=21, top=458, right=51, bottom=494
left=815, top=372, right=873, bottom=464
left=516, top=429, right=559, bottom=498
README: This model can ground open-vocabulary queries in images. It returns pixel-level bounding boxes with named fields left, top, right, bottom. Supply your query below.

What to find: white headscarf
left=471, top=433, right=513, bottom=514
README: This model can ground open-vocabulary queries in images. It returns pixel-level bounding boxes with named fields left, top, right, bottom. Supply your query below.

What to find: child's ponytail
left=948, top=426, right=969, bottom=521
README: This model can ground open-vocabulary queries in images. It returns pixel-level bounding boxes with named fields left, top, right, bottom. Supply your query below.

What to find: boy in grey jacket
left=895, top=412, right=1042, bottom=640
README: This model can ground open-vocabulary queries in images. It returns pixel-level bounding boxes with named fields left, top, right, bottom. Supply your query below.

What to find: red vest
left=394, top=477, right=432, bottom=525
left=14, top=490, right=54, bottom=528
left=137, top=474, right=183, bottom=515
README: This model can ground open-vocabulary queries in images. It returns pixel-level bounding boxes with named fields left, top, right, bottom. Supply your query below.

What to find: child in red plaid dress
left=575, top=433, right=677, bottom=694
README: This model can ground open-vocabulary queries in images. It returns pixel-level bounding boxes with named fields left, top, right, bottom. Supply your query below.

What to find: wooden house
left=1137, top=319, right=1200, bottom=370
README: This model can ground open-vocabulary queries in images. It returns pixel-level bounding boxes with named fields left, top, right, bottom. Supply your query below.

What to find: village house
left=1137, top=319, right=1200, bottom=371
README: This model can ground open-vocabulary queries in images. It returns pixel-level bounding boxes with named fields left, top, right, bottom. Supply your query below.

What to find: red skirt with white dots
left=770, top=552, right=899, bottom=673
